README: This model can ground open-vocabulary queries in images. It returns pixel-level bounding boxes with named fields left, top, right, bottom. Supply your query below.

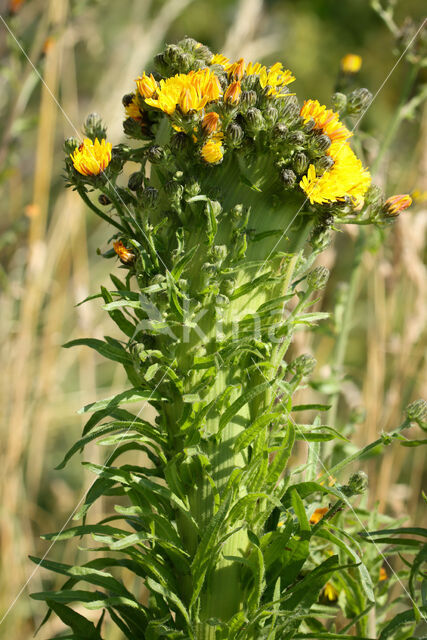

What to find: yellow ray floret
left=300, top=143, right=371, bottom=205
left=212, top=54, right=295, bottom=97
left=71, top=138, right=112, bottom=176
left=145, top=68, right=221, bottom=115
left=201, top=138, right=223, bottom=164
left=301, top=99, right=351, bottom=143
left=136, top=72, right=158, bottom=99
left=125, top=95, right=143, bottom=120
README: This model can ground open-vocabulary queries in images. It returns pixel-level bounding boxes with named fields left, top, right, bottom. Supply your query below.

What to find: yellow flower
left=384, top=194, right=412, bottom=216
left=211, top=53, right=230, bottom=67
left=341, top=54, right=362, bottom=74
left=202, top=111, right=220, bottom=135
left=300, top=143, right=371, bottom=205
left=201, top=138, right=223, bottom=164
left=71, top=138, right=112, bottom=176
left=259, top=62, right=295, bottom=97
left=323, top=582, right=338, bottom=602
left=228, top=57, right=245, bottom=80
left=224, top=80, right=242, bottom=105
left=145, top=69, right=221, bottom=115
left=301, top=99, right=351, bottom=144
left=309, top=507, right=328, bottom=525
left=136, top=72, right=158, bottom=99
left=113, top=241, right=135, bottom=266
left=124, top=95, right=142, bottom=120
left=379, top=567, right=387, bottom=581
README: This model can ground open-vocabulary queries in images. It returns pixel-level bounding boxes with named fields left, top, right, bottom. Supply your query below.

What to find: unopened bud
left=83, top=112, right=107, bottom=140
left=307, top=265, right=329, bottom=290
left=98, top=194, right=111, bottom=206
left=245, top=107, right=264, bottom=132
left=226, top=122, right=244, bottom=146
left=202, top=111, right=220, bottom=135
left=128, top=171, right=144, bottom=192
left=241, top=90, right=257, bottom=108
left=205, top=200, right=222, bottom=217
left=171, top=132, right=190, bottom=153
left=64, top=137, right=79, bottom=154
left=315, top=155, right=334, bottom=175
left=347, top=471, right=368, bottom=496
left=383, top=194, right=412, bottom=217
left=286, top=131, right=305, bottom=147
left=406, top=399, right=427, bottom=425
left=303, top=117, right=316, bottom=133
left=282, top=99, right=300, bottom=123
left=364, top=184, right=383, bottom=208
left=185, top=178, right=200, bottom=197
left=332, top=92, right=347, bottom=113
left=310, top=134, right=331, bottom=154
left=289, top=353, right=317, bottom=377
left=264, top=105, right=278, bottom=126
left=280, top=169, right=296, bottom=187
left=224, top=81, right=242, bottom=105
left=273, top=122, right=288, bottom=139
left=347, top=88, right=372, bottom=114
left=141, top=186, right=158, bottom=208
left=164, top=44, right=182, bottom=65
left=293, top=151, right=309, bottom=175
left=147, top=145, right=165, bottom=164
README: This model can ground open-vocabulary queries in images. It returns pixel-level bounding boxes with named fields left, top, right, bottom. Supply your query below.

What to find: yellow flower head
left=300, top=99, right=351, bottom=144
left=224, top=80, right=242, bottom=105
left=379, top=567, right=387, bottom=581
left=309, top=507, right=328, bottom=525
left=259, top=62, right=295, bottom=97
left=71, top=138, right=112, bottom=176
left=211, top=53, right=230, bottom=67
left=136, top=72, right=158, bottom=99
left=228, top=57, right=246, bottom=80
left=341, top=54, right=362, bottom=74
left=125, top=95, right=143, bottom=120
left=300, top=143, right=371, bottom=205
left=323, top=582, right=338, bottom=602
left=384, top=194, right=412, bottom=216
left=202, top=111, right=220, bottom=135
left=201, top=138, right=223, bottom=164
left=113, top=240, right=135, bottom=265
left=145, top=68, right=221, bottom=115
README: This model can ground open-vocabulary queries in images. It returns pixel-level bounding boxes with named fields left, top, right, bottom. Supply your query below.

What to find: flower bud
left=211, top=245, right=227, bottom=264
left=98, top=194, right=111, bottom=206
left=315, top=155, right=334, bottom=175
left=216, top=294, right=229, bottom=307
left=303, top=117, right=316, bottom=133
left=226, top=122, right=244, bottom=146
left=286, top=130, right=305, bottom=148
left=63, top=136, right=79, bottom=154
left=201, top=262, right=217, bottom=276
left=224, top=81, right=242, bottom=105
left=128, top=171, right=144, bottom=192
left=195, top=44, right=213, bottom=63
left=282, top=99, right=300, bottom=123
left=165, top=180, right=184, bottom=200
left=264, top=105, right=278, bottom=126
left=280, top=169, right=297, bottom=187
left=205, top=200, right=222, bottom=217
left=364, top=184, right=383, bottom=208
left=83, top=112, right=107, bottom=140
left=164, top=44, right=182, bottom=65
left=202, top=111, right=220, bottom=135
left=346, top=471, right=368, bottom=495
left=241, top=90, right=257, bottom=108
left=332, top=92, right=347, bottom=113
left=154, top=53, right=168, bottom=75
left=147, top=145, right=165, bottom=164
left=289, top=353, right=316, bottom=377
left=293, top=151, right=309, bottom=175
left=341, top=54, right=362, bottom=74
left=347, top=88, right=372, bottom=114
left=307, top=265, right=329, bottom=290
left=406, top=399, right=427, bottom=425
left=383, top=194, right=412, bottom=217
left=185, top=178, right=200, bottom=197
left=221, top=278, right=235, bottom=296
left=273, top=122, right=288, bottom=139
left=245, top=107, right=264, bottom=132
left=123, top=117, right=147, bottom=139
left=310, top=134, right=331, bottom=154
left=171, top=132, right=190, bottom=153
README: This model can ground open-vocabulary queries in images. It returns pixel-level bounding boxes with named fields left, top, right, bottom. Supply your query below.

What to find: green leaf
left=234, top=412, right=281, bottom=453
left=266, top=423, right=295, bottom=487
left=145, top=578, right=192, bottom=636
left=219, top=380, right=272, bottom=434
left=63, top=338, right=133, bottom=365
left=378, top=607, right=427, bottom=639
left=78, top=388, right=164, bottom=414
left=43, top=601, right=102, bottom=639
left=171, top=244, right=198, bottom=280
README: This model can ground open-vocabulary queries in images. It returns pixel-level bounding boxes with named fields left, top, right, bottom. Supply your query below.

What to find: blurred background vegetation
left=0, top=0, right=425, bottom=637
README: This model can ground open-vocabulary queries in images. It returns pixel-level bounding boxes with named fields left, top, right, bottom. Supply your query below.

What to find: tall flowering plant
left=32, top=38, right=425, bottom=640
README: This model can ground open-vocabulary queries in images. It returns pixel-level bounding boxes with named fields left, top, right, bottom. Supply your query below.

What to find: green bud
left=128, top=171, right=144, bottom=192
left=123, top=117, right=146, bottom=139
left=216, top=294, right=229, bottom=307
left=147, top=145, right=165, bottom=164
left=176, top=51, right=192, bottom=71
left=406, top=399, right=427, bottom=425
left=307, top=265, right=329, bottom=290
left=264, top=105, right=278, bottom=126
left=171, top=132, right=190, bottom=153
left=201, top=262, right=217, bottom=275
left=98, top=194, right=111, bottom=206
left=211, top=244, right=227, bottom=263
left=83, top=112, right=107, bottom=140
left=142, top=186, right=159, bottom=208
left=180, top=36, right=199, bottom=51
left=241, top=90, right=257, bottom=107
left=226, top=122, right=244, bottom=146
left=347, top=471, right=368, bottom=495
left=194, top=44, right=213, bottom=63
left=165, top=180, right=184, bottom=200
left=154, top=53, right=168, bottom=75
left=281, top=99, right=300, bottom=124
left=245, top=107, right=264, bottom=132
left=273, top=122, right=288, bottom=139
left=114, top=186, right=134, bottom=205
left=206, top=200, right=222, bottom=217
left=286, top=130, right=305, bottom=148
left=332, top=92, right=347, bottom=113
left=364, top=184, right=384, bottom=208
left=221, top=278, right=235, bottom=296
left=310, top=133, right=331, bottom=154
left=303, top=117, right=316, bottom=132
left=293, top=151, right=309, bottom=175
left=185, top=178, right=200, bottom=197
left=315, top=155, right=334, bottom=175
left=347, top=88, right=372, bottom=114
left=280, top=169, right=296, bottom=187
left=164, top=44, right=182, bottom=65
left=63, top=136, right=79, bottom=154
left=289, top=353, right=317, bottom=377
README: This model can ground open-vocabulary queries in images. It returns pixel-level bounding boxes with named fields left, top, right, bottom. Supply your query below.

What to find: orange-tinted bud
left=384, top=194, right=412, bottom=216
left=202, top=111, right=220, bottom=135
left=113, top=241, right=136, bottom=265
left=229, top=57, right=245, bottom=80
left=309, top=507, right=328, bottom=525
left=136, top=72, right=157, bottom=99
left=224, top=81, right=242, bottom=105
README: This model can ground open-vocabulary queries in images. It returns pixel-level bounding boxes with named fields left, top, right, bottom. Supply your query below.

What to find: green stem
left=78, top=188, right=127, bottom=233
